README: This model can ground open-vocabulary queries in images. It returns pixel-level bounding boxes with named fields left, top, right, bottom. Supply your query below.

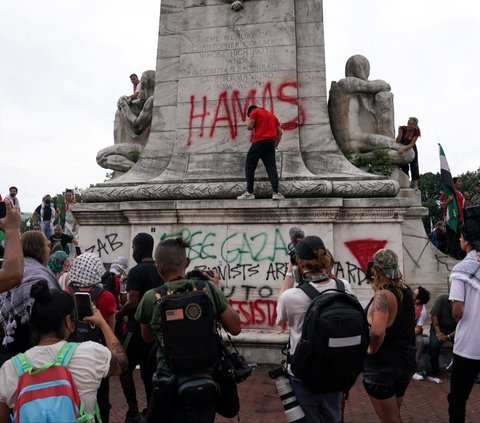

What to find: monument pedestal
left=75, top=191, right=455, bottom=363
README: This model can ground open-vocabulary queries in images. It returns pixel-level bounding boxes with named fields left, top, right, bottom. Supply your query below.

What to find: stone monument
left=76, top=0, right=455, bottom=363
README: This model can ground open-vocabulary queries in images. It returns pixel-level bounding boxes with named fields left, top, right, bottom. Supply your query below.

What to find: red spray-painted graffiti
left=187, top=81, right=306, bottom=145
left=344, top=239, right=388, bottom=271
left=229, top=299, right=280, bottom=328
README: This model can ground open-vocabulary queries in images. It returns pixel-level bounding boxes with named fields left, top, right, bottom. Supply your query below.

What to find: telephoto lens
left=269, top=368, right=305, bottom=423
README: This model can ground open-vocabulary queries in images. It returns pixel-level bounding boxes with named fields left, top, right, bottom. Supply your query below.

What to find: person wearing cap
left=447, top=220, right=480, bottom=423
left=276, top=235, right=352, bottom=422
left=470, top=181, right=480, bottom=206
left=68, top=252, right=117, bottom=423
left=362, top=249, right=416, bottom=423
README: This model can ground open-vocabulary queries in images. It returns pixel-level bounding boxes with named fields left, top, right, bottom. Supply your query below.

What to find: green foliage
left=350, top=149, right=394, bottom=177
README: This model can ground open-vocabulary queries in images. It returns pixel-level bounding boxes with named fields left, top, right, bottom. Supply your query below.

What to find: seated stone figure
left=96, top=70, right=155, bottom=175
left=328, top=55, right=413, bottom=166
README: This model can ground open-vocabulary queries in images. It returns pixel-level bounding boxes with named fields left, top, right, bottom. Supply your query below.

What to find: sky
left=1, top=0, right=479, bottom=213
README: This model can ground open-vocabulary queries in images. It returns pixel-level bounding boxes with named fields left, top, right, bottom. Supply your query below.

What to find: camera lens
left=273, top=375, right=305, bottom=423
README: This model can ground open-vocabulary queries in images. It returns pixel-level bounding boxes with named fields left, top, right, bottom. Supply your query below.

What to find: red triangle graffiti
left=345, top=239, right=388, bottom=272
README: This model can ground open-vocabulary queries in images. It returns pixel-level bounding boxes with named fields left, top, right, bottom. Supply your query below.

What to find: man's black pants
left=448, top=353, right=480, bottom=423
left=245, top=139, right=279, bottom=193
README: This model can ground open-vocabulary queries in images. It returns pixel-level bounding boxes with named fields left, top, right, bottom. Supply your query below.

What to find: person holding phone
left=0, top=280, right=128, bottom=422
left=68, top=252, right=117, bottom=423
left=0, top=202, right=23, bottom=293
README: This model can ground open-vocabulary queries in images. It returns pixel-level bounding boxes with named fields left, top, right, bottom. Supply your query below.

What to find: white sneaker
left=237, top=191, right=255, bottom=200
left=272, top=192, right=284, bottom=200
left=412, top=372, right=424, bottom=381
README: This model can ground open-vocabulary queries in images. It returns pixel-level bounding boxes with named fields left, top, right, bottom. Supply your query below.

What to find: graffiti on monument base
left=85, top=233, right=123, bottom=258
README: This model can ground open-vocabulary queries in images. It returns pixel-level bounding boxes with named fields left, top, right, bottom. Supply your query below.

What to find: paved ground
left=109, top=365, right=480, bottom=423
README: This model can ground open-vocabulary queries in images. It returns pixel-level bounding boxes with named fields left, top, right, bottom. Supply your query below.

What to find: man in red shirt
left=237, top=105, right=284, bottom=200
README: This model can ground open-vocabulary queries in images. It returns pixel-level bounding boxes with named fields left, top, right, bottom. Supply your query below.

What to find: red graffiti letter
left=277, top=82, right=305, bottom=131
left=187, top=95, right=208, bottom=146
left=210, top=91, right=236, bottom=139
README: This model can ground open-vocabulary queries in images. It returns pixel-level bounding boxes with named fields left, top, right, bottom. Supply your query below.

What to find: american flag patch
left=166, top=308, right=184, bottom=321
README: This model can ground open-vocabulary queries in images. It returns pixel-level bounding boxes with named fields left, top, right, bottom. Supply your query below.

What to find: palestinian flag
left=439, top=143, right=459, bottom=232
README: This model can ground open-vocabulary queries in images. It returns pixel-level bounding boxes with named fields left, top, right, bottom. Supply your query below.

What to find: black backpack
left=68, top=285, right=105, bottom=344
left=290, top=279, right=369, bottom=393
left=157, top=279, right=218, bottom=374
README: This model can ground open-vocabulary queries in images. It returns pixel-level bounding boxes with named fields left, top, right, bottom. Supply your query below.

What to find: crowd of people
left=1, top=191, right=480, bottom=423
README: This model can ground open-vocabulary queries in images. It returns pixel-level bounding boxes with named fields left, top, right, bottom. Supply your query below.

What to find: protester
left=135, top=237, right=241, bottom=423
left=429, top=221, right=447, bottom=253
left=67, top=252, right=117, bottom=423
left=129, top=73, right=141, bottom=100
left=276, top=235, right=352, bottom=422
left=49, top=224, right=79, bottom=254
left=396, top=117, right=421, bottom=190
left=0, top=230, right=60, bottom=364
left=116, top=234, right=163, bottom=423
left=440, top=177, right=464, bottom=259
left=64, top=189, right=78, bottom=252
left=412, top=286, right=431, bottom=380
left=0, top=280, right=127, bottom=422
left=429, top=293, right=456, bottom=377
left=362, top=249, right=416, bottom=423
left=33, top=195, right=59, bottom=238
left=447, top=222, right=480, bottom=422
left=48, top=251, right=71, bottom=289
left=470, top=181, right=480, bottom=206
left=3, top=187, right=20, bottom=212
left=0, top=202, right=23, bottom=293
left=237, top=105, right=284, bottom=200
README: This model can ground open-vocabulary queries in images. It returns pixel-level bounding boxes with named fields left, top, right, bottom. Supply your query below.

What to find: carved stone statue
left=226, top=0, right=246, bottom=11
left=96, top=70, right=155, bottom=175
left=328, top=55, right=414, bottom=166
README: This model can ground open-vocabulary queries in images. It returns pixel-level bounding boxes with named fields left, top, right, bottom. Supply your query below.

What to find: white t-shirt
left=0, top=341, right=111, bottom=416
left=449, top=250, right=480, bottom=360
left=276, top=279, right=353, bottom=357
left=416, top=304, right=427, bottom=326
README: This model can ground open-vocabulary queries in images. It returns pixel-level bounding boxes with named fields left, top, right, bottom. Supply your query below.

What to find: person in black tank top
left=362, top=249, right=416, bottom=423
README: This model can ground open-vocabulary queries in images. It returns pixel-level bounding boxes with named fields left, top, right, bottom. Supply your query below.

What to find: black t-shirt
left=49, top=233, right=73, bottom=253
left=126, top=259, right=164, bottom=330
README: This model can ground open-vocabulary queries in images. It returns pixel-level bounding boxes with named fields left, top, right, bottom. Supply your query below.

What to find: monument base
left=74, top=191, right=457, bottom=363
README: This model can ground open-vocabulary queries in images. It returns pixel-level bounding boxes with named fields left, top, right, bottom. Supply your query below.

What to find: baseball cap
left=373, top=249, right=402, bottom=280
left=295, top=236, right=325, bottom=260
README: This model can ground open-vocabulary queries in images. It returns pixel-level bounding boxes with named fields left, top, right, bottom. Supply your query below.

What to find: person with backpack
left=67, top=252, right=118, bottom=423
left=362, top=249, right=416, bottom=423
left=276, top=235, right=355, bottom=423
left=0, top=280, right=127, bottom=422
left=135, top=237, right=241, bottom=423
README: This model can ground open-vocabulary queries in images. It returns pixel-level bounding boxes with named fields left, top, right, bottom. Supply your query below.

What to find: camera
left=219, top=339, right=252, bottom=383
left=269, top=367, right=305, bottom=423
left=186, top=267, right=214, bottom=281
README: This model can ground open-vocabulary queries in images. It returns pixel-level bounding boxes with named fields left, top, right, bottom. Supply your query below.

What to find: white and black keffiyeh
left=450, top=250, right=480, bottom=293
left=109, top=256, right=128, bottom=276
left=0, top=257, right=60, bottom=345
left=69, top=253, right=106, bottom=289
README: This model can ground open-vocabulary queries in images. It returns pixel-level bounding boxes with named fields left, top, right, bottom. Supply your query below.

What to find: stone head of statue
left=139, top=70, right=156, bottom=99
left=345, top=55, right=370, bottom=80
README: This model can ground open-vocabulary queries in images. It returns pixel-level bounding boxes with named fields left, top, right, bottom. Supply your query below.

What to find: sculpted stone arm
left=337, top=77, right=391, bottom=95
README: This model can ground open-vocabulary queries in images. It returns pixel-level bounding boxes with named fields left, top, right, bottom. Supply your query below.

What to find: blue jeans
left=429, top=326, right=444, bottom=375
left=40, top=221, right=53, bottom=238
left=289, top=375, right=342, bottom=423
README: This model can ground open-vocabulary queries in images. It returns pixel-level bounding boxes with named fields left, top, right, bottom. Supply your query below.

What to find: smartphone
left=74, top=292, right=93, bottom=321
left=0, top=202, right=6, bottom=219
